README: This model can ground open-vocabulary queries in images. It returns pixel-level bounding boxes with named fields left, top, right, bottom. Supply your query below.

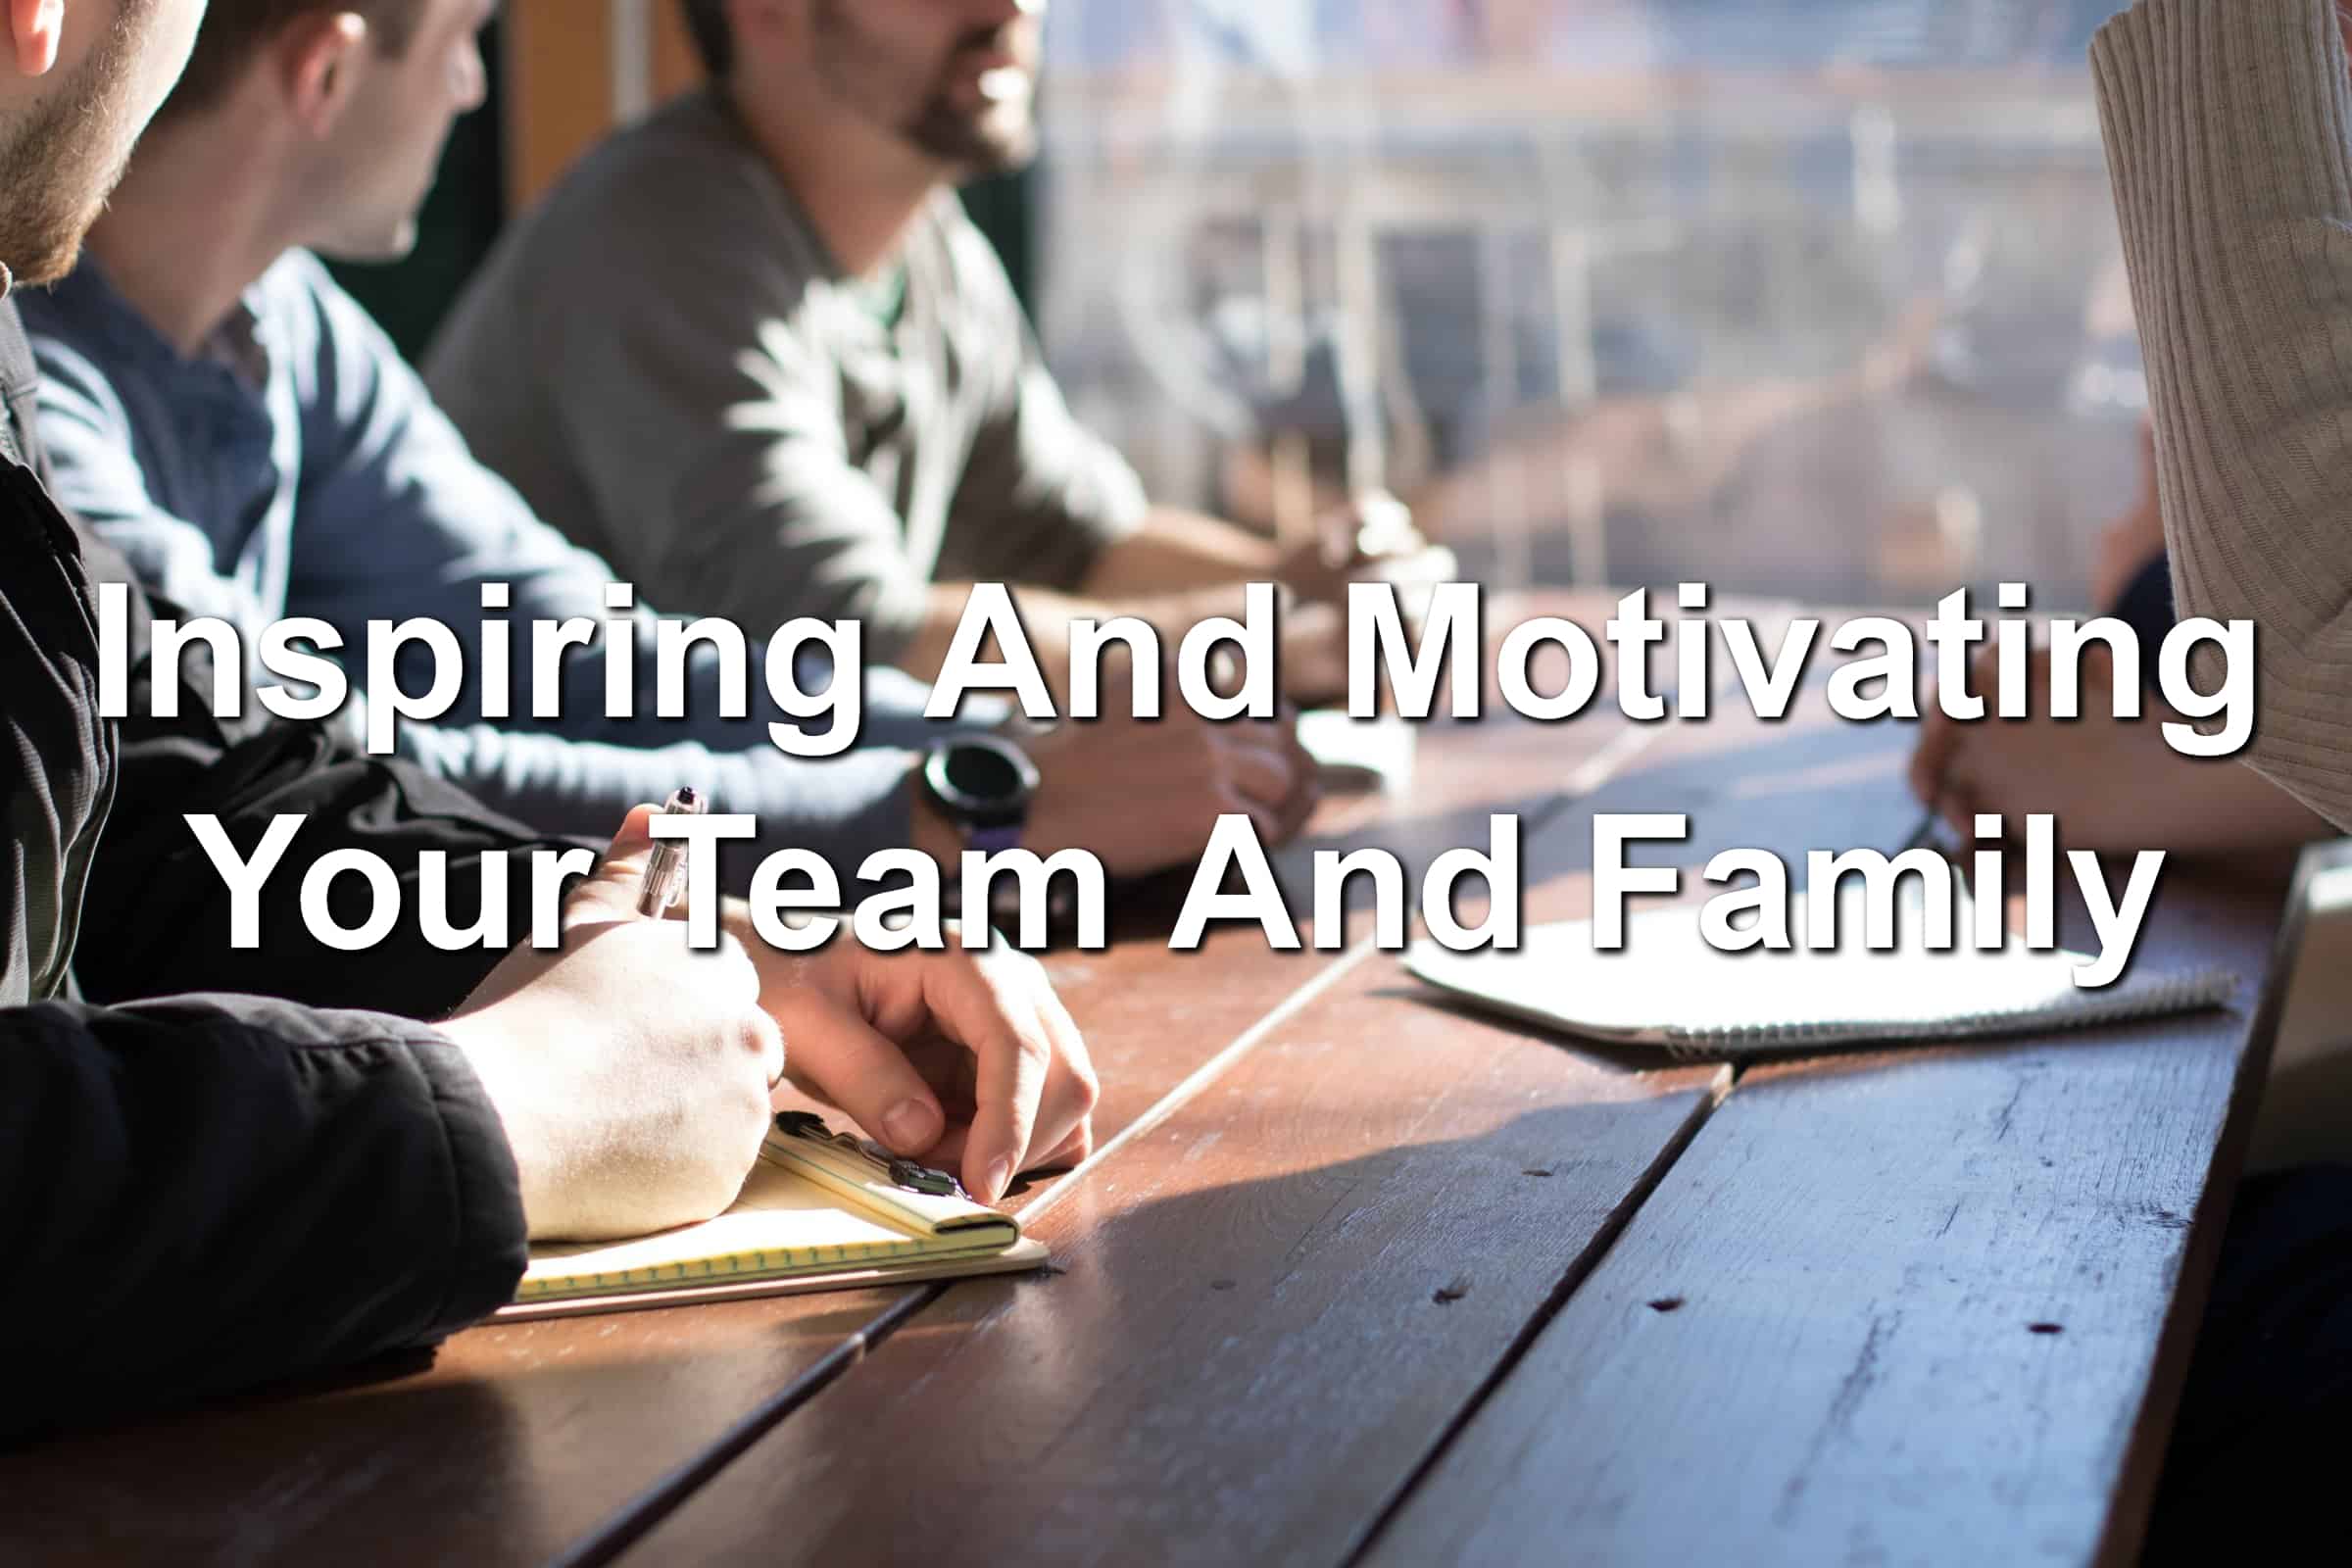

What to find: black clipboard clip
left=772, top=1110, right=968, bottom=1200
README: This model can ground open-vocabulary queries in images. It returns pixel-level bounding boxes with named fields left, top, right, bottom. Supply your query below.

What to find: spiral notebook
left=1405, top=905, right=2238, bottom=1060
left=496, top=1111, right=1048, bottom=1321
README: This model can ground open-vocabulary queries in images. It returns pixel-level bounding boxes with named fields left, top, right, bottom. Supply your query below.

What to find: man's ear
left=278, top=10, right=369, bottom=136
left=10, top=0, right=65, bottom=77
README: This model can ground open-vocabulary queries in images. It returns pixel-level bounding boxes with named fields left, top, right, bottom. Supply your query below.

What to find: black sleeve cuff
left=404, top=1029, right=531, bottom=1338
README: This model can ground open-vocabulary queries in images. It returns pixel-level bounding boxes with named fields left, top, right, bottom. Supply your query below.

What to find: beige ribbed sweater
left=2094, top=0, right=2352, bottom=831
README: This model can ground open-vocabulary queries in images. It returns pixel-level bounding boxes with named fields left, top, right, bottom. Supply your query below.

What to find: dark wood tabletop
left=0, top=594, right=2294, bottom=1568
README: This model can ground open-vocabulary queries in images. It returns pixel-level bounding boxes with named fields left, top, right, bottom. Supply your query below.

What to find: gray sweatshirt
left=425, top=88, right=1148, bottom=662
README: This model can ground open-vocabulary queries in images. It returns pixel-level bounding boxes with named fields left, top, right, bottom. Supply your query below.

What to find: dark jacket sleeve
left=0, top=310, right=529, bottom=1444
left=0, top=994, right=527, bottom=1443
left=64, top=511, right=589, bottom=1019
left=74, top=714, right=582, bottom=1018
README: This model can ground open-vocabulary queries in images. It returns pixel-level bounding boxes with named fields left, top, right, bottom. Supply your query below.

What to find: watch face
left=928, top=736, right=1038, bottom=829
left=943, top=741, right=1026, bottom=804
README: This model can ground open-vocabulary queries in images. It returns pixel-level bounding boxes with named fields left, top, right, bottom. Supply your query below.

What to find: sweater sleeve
left=2093, top=0, right=2352, bottom=828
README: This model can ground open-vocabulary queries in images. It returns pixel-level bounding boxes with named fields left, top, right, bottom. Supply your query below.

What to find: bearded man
left=426, top=0, right=1446, bottom=699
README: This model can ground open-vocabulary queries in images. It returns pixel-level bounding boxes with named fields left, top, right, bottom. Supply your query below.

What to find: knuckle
left=734, top=1010, right=780, bottom=1062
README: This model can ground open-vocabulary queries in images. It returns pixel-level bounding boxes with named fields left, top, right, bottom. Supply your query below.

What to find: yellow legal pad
left=496, top=1114, right=1049, bottom=1322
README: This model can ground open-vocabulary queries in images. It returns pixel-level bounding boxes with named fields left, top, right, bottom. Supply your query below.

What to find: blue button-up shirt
left=23, top=250, right=956, bottom=875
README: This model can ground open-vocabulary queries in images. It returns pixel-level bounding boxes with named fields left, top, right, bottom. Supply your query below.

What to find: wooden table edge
left=2090, top=870, right=2301, bottom=1567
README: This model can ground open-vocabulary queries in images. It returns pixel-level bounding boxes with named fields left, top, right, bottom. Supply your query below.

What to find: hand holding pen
left=437, top=800, right=785, bottom=1240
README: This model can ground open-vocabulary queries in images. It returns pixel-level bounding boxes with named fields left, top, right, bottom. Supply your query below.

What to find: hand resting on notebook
left=740, top=927, right=1099, bottom=1205
left=445, top=807, right=1102, bottom=1243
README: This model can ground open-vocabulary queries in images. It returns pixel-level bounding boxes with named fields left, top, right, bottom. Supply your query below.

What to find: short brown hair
left=678, top=0, right=732, bottom=79
left=161, top=1, right=428, bottom=120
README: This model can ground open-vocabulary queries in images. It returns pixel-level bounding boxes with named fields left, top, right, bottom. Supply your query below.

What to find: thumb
left=568, top=803, right=663, bottom=920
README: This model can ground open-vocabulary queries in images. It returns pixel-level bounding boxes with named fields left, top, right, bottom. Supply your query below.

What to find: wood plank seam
left=545, top=938, right=1395, bottom=1568
left=544, top=1288, right=941, bottom=1568
left=1343, top=692, right=1939, bottom=1566
left=1345, top=728, right=2284, bottom=1565
left=541, top=934, right=1395, bottom=1566
left=1338, top=1061, right=1736, bottom=1568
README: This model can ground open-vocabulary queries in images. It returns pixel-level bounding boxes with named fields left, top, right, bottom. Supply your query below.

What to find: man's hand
left=737, top=927, right=1099, bottom=1202
left=442, top=807, right=785, bottom=1242
left=1022, top=703, right=1319, bottom=875
left=1273, top=491, right=1454, bottom=707
left=1281, top=601, right=1351, bottom=708
left=1279, top=579, right=1454, bottom=710
left=1278, top=490, right=1456, bottom=608
left=1907, top=644, right=2328, bottom=855
left=1909, top=644, right=2116, bottom=837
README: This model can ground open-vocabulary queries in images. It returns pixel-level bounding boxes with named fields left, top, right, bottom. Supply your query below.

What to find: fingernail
left=986, top=1156, right=1015, bottom=1201
left=882, top=1100, right=937, bottom=1152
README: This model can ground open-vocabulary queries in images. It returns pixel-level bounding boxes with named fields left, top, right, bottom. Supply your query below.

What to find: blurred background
left=356, top=0, right=2144, bottom=612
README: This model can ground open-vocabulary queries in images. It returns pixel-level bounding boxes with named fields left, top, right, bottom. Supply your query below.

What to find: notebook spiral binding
left=1655, top=966, right=2241, bottom=1060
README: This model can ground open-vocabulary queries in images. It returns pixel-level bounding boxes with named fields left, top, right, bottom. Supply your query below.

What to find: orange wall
left=503, top=0, right=708, bottom=212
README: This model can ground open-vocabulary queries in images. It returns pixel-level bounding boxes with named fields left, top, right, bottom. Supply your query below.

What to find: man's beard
left=0, top=5, right=151, bottom=290
left=811, top=2, right=1040, bottom=178
left=905, top=89, right=1037, bottom=177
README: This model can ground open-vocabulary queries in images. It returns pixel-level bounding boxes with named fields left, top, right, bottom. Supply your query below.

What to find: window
left=1034, top=0, right=2142, bottom=608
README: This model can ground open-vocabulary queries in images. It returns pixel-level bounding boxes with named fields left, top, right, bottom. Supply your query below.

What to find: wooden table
left=0, top=595, right=2291, bottom=1568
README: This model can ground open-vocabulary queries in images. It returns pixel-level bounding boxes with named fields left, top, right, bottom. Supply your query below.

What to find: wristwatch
left=921, top=734, right=1040, bottom=854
